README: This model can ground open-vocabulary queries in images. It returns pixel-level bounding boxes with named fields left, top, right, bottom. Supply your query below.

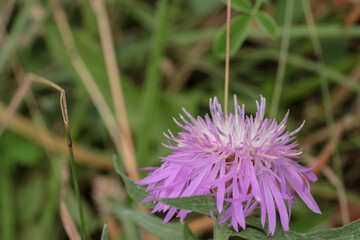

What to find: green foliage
left=256, top=12, right=278, bottom=38
left=213, top=15, right=252, bottom=58
left=136, top=0, right=168, bottom=171
left=190, top=0, right=221, bottom=15
left=113, top=157, right=156, bottom=208
left=219, top=0, right=252, bottom=12
left=159, top=195, right=217, bottom=216
left=2, top=132, right=44, bottom=166
left=100, top=223, right=108, bottom=240
left=1, top=0, right=360, bottom=239
left=118, top=209, right=197, bottom=240
left=213, top=216, right=360, bottom=239
left=114, top=156, right=220, bottom=215
left=0, top=0, right=35, bottom=74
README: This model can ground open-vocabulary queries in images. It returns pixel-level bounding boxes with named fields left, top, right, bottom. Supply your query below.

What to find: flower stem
left=224, top=0, right=231, bottom=113
left=65, top=122, right=88, bottom=240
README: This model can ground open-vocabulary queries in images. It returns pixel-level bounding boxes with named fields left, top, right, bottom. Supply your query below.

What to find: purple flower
left=136, top=96, right=321, bottom=235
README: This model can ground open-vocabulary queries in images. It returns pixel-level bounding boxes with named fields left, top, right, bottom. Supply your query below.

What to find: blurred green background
left=1, top=0, right=360, bottom=239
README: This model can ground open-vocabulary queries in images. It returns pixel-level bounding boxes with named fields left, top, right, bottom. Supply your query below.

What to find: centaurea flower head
left=137, top=96, right=321, bottom=235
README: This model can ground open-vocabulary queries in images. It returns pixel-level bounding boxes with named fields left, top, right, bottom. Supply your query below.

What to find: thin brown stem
left=50, top=0, right=121, bottom=154
left=224, top=0, right=231, bottom=113
left=91, top=0, right=138, bottom=180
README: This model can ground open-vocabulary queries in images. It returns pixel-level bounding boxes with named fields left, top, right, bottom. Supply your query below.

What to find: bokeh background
left=1, top=0, right=360, bottom=239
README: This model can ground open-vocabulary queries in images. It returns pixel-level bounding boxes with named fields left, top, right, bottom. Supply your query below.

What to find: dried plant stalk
left=90, top=0, right=138, bottom=180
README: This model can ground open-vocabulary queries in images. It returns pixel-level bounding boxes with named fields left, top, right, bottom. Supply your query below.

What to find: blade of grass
left=0, top=0, right=35, bottom=75
left=168, top=25, right=360, bottom=46
left=302, top=0, right=349, bottom=225
left=60, top=200, right=82, bottom=240
left=90, top=0, right=138, bottom=180
left=0, top=73, right=113, bottom=169
left=237, top=49, right=360, bottom=94
left=0, top=73, right=88, bottom=239
left=0, top=0, right=16, bottom=32
left=100, top=222, right=109, bottom=240
left=50, top=0, right=122, bottom=159
left=59, top=155, right=81, bottom=240
left=136, top=0, right=167, bottom=169
left=0, top=101, right=113, bottom=169
left=30, top=74, right=88, bottom=239
left=270, top=0, right=295, bottom=118
left=65, top=106, right=87, bottom=240
left=0, top=157, right=15, bottom=240
left=39, top=156, right=62, bottom=239
left=0, top=74, right=32, bottom=136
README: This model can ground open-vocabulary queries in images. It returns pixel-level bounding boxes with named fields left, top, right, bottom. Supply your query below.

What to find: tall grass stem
left=65, top=122, right=88, bottom=240
left=91, top=0, right=138, bottom=180
left=270, top=0, right=295, bottom=118
left=301, top=0, right=349, bottom=225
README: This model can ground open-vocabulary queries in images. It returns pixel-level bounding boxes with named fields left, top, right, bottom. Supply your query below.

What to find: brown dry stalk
left=0, top=0, right=15, bottom=43
left=0, top=74, right=32, bottom=137
left=51, top=0, right=140, bottom=180
left=60, top=157, right=82, bottom=240
left=311, top=114, right=353, bottom=174
left=50, top=0, right=121, bottom=152
left=345, top=1, right=360, bottom=26
left=0, top=101, right=113, bottom=169
left=59, top=201, right=82, bottom=240
left=165, top=11, right=224, bottom=93
left=322, top=166, right=350, bottom=225
left=305, top=115, right=352, bottom=226
left=331, top=61, right=360, bottom=110
left=90, top=0, right=138, bottom=180
left=0, top=13, right=52, bottom=156
left=303, top=114, right=353, bottom=148
left=166, top=42, right=212, bottom=93
left=356, top=95, right=360, bottom=130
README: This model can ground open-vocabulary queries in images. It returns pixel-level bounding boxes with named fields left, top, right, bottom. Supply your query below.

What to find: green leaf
left=213, top=15, right=252, bottom=59
left=119, top=209, right=197, bottom=240
left=18, top=175, right=45, bottom=223
left=256, top=12, right=278, bottom=38
left=159, top=195, right=217, bottom=216
left=136, top=0, right=168, bottom=172
left=100, top=223, right=108, bottom=240
left=2, top=132, right=44, bottom=166
left=113, top=157, right=156, bottom=208
left=225, top=217, right=360, bottom=239
left=114, top=157, right=218, bottom=216
left=108, top=199, right=140, bottom=240
left=220, top=0, right=252, bottom=12
left=183, top=224, right=198, bottom=240
left=0, top=0, right=35, bottom=75
left=43, top=23, right=114, bottom=110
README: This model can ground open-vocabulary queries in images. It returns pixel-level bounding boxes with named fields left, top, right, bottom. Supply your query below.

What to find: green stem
left=301, top=0, right=349, bottom=224
left=213, top=218, right=229, bottom=240
left=137, top=0, right=167, bottom=172
left=270, top=0, right=295, bottom=118
left=251, top=0, right=264, bottom=16
left=65, top=122, right=87, bottom=240
left=0, top=157, right=15, bottom=240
